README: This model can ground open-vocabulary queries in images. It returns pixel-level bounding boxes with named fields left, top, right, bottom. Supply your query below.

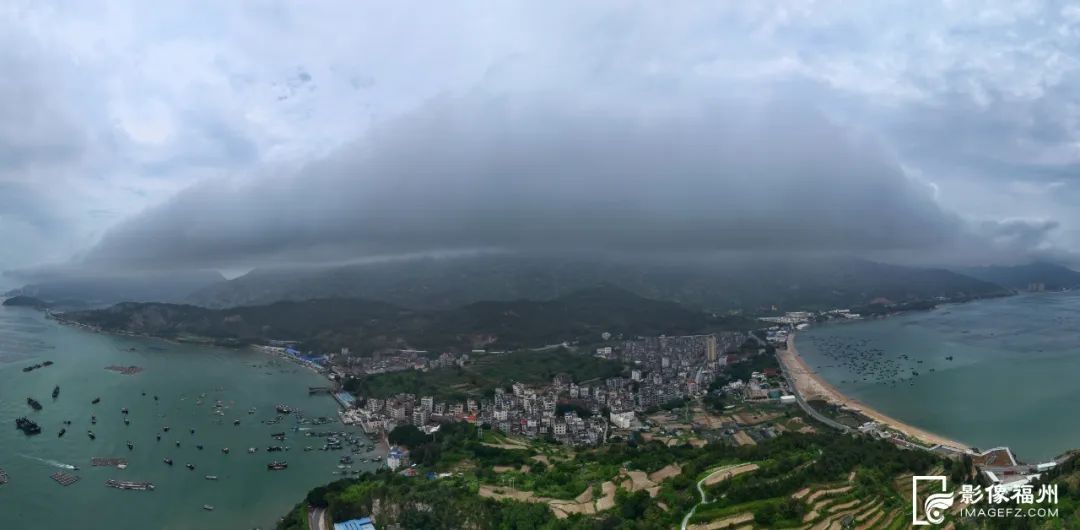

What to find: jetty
left=50, top=472, right=81, bottom=486
left=91, top=457, right=129, bottom=467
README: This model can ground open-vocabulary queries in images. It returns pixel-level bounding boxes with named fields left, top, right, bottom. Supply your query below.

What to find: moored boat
left=15, top=417, right=42, bottom=435
left=266, top=461, right=288, bottom=470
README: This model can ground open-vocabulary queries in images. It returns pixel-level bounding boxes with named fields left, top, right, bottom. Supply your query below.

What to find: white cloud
left=4, top=0, right=1080, bottom=275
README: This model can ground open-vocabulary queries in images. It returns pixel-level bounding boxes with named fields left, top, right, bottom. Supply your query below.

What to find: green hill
left=62, top=286, right=755, bottom=352
left=187, top=255, right=1009, bottom=312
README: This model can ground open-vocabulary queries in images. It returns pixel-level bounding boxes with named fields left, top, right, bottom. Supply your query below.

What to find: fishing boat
left=266, top=461, right=288, bottom=470
left=204, top=475, right=218, bottom=480
left=106, top=479, right=155, bottom=491
left=247, top=447, right=257, bottom=454
left=15, top=417, right=42, bottom=435
left=87, top=430, right=96, bottom=440
left=203, top=504, right=214, bottom=511
left=221, top=447, right=230, bottom=454
left=126, top=441, right=134, bottom=450
left=58, top=428, right=66, bottom=438
left=121, top=408, right=128, bottom=415
left=27, top=397, right=42, bottom=411
left=233, top=419, right=240, bottom=426
left=163, top=458, right=173, bottom=466
left=52, top=386, right=60, bottom=399
left=91, top=397, right=101, bottom=404
left=91, top=416, right=97, bottom=424
left=186, top=463, right=195, bottom=470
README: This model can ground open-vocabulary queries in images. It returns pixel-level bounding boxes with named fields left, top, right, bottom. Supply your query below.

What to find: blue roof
left=334, top=518, right=375, bottom=530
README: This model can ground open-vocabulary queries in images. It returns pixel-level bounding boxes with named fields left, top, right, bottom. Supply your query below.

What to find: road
left=774, top=349, right=851, bottom=433
left=308, top=506, right=329, bottom=530
left=679, top=464, right=750, bottom=530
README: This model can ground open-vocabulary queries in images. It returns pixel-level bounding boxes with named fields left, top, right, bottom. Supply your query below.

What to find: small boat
left=27, top=397, right=42, bottom=411
left=163, top=458, right=173, bottom=466
left=196, top=444, right=203, bottom=450
left=15, top=417, right=42, bottom=435
left=203, top=504, right=214, bottom=511
left=63, top=420, right=72, bottom=425
left=204, top=475, right=218, bottom=480
left=266, top=461, right=288, bottom=470
left=233, top=420, right=240, bottom=426
left=91, top=397, right=101, bottom=404
left=176, top=441, right=181, bottom=447
left=126, top=441, right=134, bottom=450
left=163, top=426, right=170, bottom=432
left=156, top=434, right=161, bottom=441
left=153, top=395, right=159, bottom=401
left=52, top=386, right=60, bottom=399
left=58, top=428, right=66, bottom=438
left=247, top=447, right=257, bottom=454
left=88, top=430, right=96, bottom=440
left=121, top=408, right=128, bottom=415
left=91, top=416, right=97, bottom=425
left=267, top=446, right=283, bottom=452
left=186, top=463, right=195, bottom=470
left=221, top=447, right=230, bottom=454
left=190, top=428, right=195, bottom=435
left=124, top=419, right=130, bottom=426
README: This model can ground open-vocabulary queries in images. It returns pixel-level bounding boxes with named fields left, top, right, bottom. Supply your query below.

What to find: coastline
left=780, top=333, right=972, bottom=452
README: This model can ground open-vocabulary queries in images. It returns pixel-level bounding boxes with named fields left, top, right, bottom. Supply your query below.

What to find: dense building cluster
left=341, top=332, right=747, bottom=447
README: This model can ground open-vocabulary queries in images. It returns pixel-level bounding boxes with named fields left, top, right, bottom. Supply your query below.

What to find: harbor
left=0, top=305, right=382, bottom=530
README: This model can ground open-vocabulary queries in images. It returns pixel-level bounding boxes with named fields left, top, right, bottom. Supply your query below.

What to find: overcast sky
left=4, top=1, right=1080, bottom=286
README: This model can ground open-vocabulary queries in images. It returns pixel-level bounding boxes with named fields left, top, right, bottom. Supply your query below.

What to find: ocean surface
left=797, top=291, right=1080, bottom=462
left=0, top=306, right=378, bottom=530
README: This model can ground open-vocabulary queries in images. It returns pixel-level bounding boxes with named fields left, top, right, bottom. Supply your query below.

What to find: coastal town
left=263, top=305, right=1063, bottom=503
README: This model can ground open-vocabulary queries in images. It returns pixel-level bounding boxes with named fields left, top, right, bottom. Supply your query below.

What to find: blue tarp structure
left=334, top=517, right=376, bottom=530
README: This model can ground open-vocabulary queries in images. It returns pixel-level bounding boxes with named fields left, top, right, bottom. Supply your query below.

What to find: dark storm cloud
left=80, top=93, right=967, bottom=270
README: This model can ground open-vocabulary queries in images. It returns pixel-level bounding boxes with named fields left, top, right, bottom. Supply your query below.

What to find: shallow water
left=797, top=291, right=1080, bottom=462
left=0, top=306, right=377, bottom=529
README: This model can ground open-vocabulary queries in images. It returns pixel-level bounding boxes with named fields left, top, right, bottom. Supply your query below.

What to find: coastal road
left=774, top=348, right=851, bottom=433
left=308, top=506, right=329, bottom=530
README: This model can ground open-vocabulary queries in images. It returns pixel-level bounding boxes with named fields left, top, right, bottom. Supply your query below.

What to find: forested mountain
left=62, top=286, right=754, bottom=352
left=187, top=254, right=1008, bottom=312
left=958, top=262, right=1080, bottom=291
left=5, top=270, right=225, bottom=310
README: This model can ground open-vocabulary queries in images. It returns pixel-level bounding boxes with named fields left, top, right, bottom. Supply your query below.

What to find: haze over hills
left=186, top=254, right=1009, bottom=313
left=957, top=262, right=1080, bottom=291
left=62, top=285, right=752, bottom=353
left=3, top=270, right=226, bottom=310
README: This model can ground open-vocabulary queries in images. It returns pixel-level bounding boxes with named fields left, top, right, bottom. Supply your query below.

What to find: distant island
left=2, top=295, right=50, bottom=309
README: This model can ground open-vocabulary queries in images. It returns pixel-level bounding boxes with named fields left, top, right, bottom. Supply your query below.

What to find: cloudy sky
left=4, top=1, right=1080, bottom=287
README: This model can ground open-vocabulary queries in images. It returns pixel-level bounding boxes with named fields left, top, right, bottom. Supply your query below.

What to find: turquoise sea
left=797, top=291, right=1080, bottom=462
left=0, top=306, right=378, bottom=530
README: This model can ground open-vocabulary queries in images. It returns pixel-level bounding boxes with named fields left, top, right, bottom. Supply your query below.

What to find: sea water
left=0, top=306, right=377, bottom=529
left=797, top=290, right=1080, bottom=462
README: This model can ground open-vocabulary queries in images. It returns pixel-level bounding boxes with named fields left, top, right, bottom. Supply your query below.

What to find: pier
left=50, top=472, right=80, bottom=486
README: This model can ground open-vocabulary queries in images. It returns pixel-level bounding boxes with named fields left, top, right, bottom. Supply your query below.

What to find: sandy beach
left=780, top=333, right=972, bottom=452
